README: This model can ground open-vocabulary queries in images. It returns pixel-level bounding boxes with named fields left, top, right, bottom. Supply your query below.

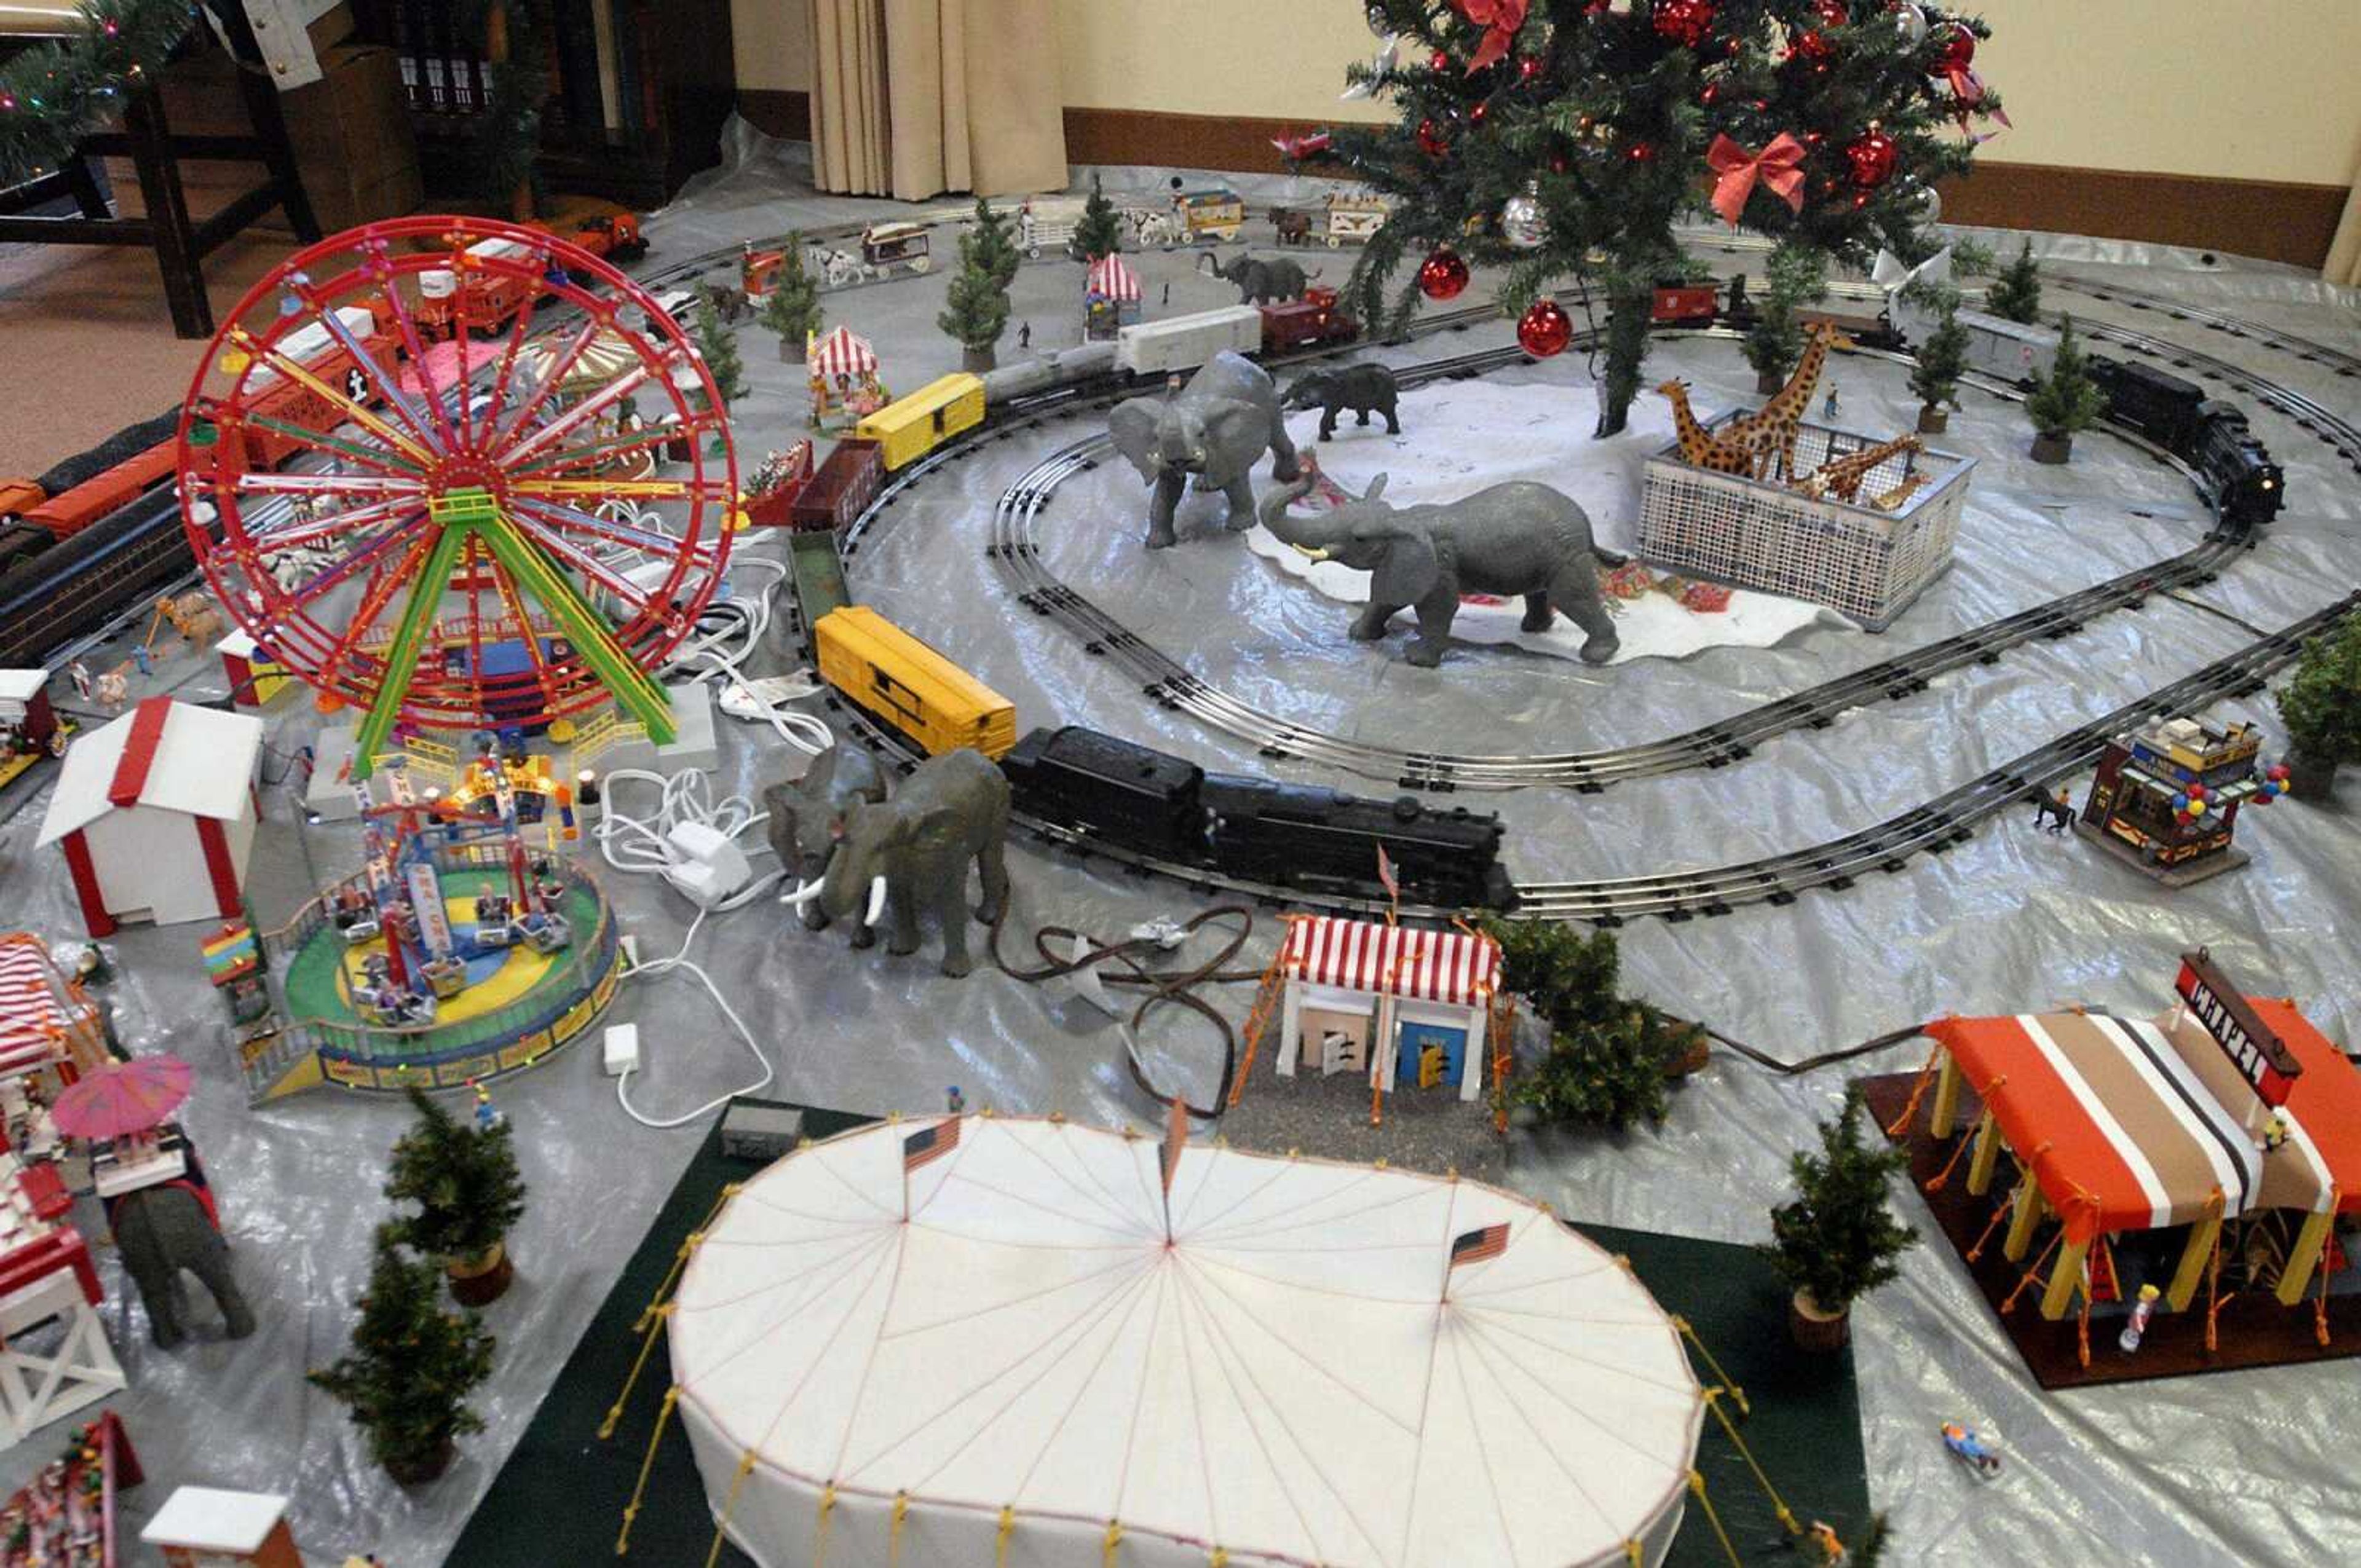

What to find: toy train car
left=854, top=374, right=986, bottom=471
left=788, top=439, right=884, bottom=533
left=1651, top=282, right=1722, bottom=327
left=1889, top=296, right=2054, bottom=385
left=2087, top=358, right=2284, bottom=527
left=231, top=303, right=400, bottom=469
left=786, top=532, right=850, bottom=652
left=415, top=235, right=556, bottom=340
left=1260, top=288, right=1359, bottom=353
left=1115, top=306, right=1264, bottom=377
left=814, top=605, right=1016, bottom=760
left=1171, top=187, right=1246, bottom=245
left=0, top=489, right=200, bottom=669
left=1001, top=725, right=1517, bottom=911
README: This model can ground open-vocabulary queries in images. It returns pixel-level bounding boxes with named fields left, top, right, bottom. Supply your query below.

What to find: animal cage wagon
left=1637, top=417, right=1977, bottom=629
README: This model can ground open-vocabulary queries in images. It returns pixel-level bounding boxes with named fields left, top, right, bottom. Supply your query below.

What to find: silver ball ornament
left=1501, top=181, right=1548, bottom=250
left=1886, top=2, right=1928, bottom=47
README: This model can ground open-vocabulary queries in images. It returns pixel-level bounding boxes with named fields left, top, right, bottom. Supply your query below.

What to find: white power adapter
left=662, top=820, right=754, bottom=908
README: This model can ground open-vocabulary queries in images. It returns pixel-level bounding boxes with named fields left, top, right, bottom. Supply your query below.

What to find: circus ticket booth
left=216, top=631, right=293, bottom=709
left=1916, top=948, right=2361, bottom=1331
left=1084, top=254, right=1142, bottom=341
left=1275, top=917, right=1501, bottom=1101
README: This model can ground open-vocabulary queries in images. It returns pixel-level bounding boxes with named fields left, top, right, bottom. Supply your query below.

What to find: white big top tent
left=668, top=1116, right=1704, bottom=1568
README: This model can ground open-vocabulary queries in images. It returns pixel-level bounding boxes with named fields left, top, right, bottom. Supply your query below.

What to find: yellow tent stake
left=1104, top=1519, right=1124, bottom=1565
left=599, top=1301, right=675, bottom=1441
left=814, top=1484, right=837, bottom=1567
left=1674, top=1318, right=1748, bottom=1418
left=1209, top=1551, right=1228, bottom=1567
left=613, top=1386, right=678, bottom=1556
left=704, top=1451, right=759, bottom=1568
left=1687, top=1470, right=1744, bottom=1568
left=1623, top=1541, right=1643, bottom=1567
left=888, top=1494, right=909, bottom=1567
left=997, top=1505, right=1017, bottom=1567
left=639, top=1184, right=744, bottom=1331
left=1703, top=1388, right=1799, bottom=1537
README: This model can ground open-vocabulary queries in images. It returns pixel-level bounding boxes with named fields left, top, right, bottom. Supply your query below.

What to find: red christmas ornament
left=1931, top=22, right=1975, bottom=73
left=1812, top=0, right=1848, bottom=25
left=1844, top=127, right=1898, bottom=188
left=1699, top=81, right=1720, bottom=106
left=1417, top=117, right=1451, bottom=157
left=1651, top=0, right=1716, bottom=48
left=1431, top=48, right=1453, bottom=71
left=1418, top=246, right=1471, bottom=301
left=1469, top=100, right=1490, bottom=126
left=1517, top=297, right=1573, bottom=357
left=1519, top=55, right=1545, bottom=82
left=1789, top=30, right=1833, bottom=63
left=1627, top=140, right=1656, bottom=162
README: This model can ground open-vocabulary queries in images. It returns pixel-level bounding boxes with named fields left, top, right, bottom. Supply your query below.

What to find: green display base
left=457, top=1107, right=1872, bottom=1566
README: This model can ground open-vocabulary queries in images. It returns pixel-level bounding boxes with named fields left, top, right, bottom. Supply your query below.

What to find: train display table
left=0, top=1155, right=121, bottom=1453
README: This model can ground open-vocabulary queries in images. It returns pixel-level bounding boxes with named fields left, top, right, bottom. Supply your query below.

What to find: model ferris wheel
left=174, top=216, right=736, bottom=776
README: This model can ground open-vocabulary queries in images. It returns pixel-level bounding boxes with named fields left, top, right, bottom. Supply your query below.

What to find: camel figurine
left=1655, top=380, right=1757, bottom=476
left=1721, top=321, right=1852, bottom=482
left=1795, top=433, right=1923, bottom=503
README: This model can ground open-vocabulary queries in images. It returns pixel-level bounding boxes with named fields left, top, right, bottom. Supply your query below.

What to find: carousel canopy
left=1281, top=916, right=1502, bottom=1007
left=808, top=324, right=879, bottom=378
left=521, top=327, right=641, bottom=395
left=670, top=1117, right=1701, bottom=1568
left=1086, top=253, right=1141, bottom=303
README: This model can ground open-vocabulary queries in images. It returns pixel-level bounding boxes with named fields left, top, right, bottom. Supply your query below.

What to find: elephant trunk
left=1257, top=472, right=1319, bottom=538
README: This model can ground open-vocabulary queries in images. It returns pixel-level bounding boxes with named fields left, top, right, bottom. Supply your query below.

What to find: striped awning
left=808, top=325, right=879, bottom=377
left=1086, top=254, right=1141, bottom=303
left=0, top=937, right=69, bottom=1076
left=1928, top=1004, right=2361, bottom=1242
left=1281, top=918, right=1501, bottom=1008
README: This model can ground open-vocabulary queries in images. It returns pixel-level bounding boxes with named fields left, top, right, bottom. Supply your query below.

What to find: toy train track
left=2046, top=276, right=2361, bottom=382
left=983, top=333, right=2272, bottom=794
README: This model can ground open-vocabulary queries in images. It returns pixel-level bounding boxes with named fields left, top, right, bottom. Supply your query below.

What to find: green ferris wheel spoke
left=350, top=518, right=471, bottom=778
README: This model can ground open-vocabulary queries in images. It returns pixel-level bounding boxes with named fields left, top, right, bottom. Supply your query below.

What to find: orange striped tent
left=1922, top=975, right=2361, bottom=1324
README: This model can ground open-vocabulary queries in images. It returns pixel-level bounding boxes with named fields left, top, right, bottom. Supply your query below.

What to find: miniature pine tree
left=1334, top=2, right=2004, bottom=437
left=384, top=1085, right=527, bottom=1271
left=967, top=195, right=1021, bottom=291
left=1481, top=918, right=1703, bottom=1131
left=309, top=1226, right=497, bottom=1484
left=1742, top=242, right=1829, bottom=384
left=1762, top=1087, right=1918, bottom=1315
left=757, top=234, right=825, bottom=361
left=1907, top=299, right=1972, bottom=417
left=2275, top=618, right=2361, bottom=774
left=1985, top=238, right=2044, bottom=324
left=692, top=294, right=747, bottom=409
left=1074, top=173, right=1123, bottom=262
left=938, top=211, right=1014, bottom=372
left=2025, top=315, right=2105, bottom=441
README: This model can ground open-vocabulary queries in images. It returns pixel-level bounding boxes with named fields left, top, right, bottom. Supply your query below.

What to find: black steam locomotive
left=2086, top=358, right=2284, bottom=529
left=1001, top=725, right=1517, bottom=911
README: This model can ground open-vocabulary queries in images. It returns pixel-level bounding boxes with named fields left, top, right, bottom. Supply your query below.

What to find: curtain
left=810, top=0, right=1066, bottom=201
left=2329, top=168, right=2361, bottom=289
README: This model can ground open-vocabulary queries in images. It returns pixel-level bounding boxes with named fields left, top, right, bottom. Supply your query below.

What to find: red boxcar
left=1260, top=287, right=1359, bottom=353
left=788, top=440, right=884, bottom=534
left=415, top=234, right=554, bottom=341
left=1651, top=283, right=1721, bottom=326
left=240, top=302, right=401, bottom=469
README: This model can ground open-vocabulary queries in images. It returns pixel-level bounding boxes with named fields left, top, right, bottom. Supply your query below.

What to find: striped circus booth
left=807, top=325, right=885, bottom=427
left=0, top=936, right=103, bottom=1084
left=1275, top=917, right=1502, bottom=1100
left=1918, top=951, right=2361, bottom=1326
left=1083, top=253, right=1142, bottom=340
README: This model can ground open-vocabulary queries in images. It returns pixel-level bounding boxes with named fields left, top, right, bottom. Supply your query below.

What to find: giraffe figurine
left=1869, top=472, right=1931, bottom=512
left=1720, top=321, right=1853, bottom=482
left=1654, top=379, right=1757, bottom=476
left=1795, top=433, right=1923, bottom=503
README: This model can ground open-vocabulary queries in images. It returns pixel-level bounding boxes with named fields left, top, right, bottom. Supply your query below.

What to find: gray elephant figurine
left=1257, top=471, right=1621, bottom=668
left=784, top=748, right=1011, bottom=977
left=108, top=1180, right=256, bottom=1349
left=1283, top=364, right=1402, bottom=442
left=1198, top=251, right=1311, bottom=304
left=1108, top=352, right=1302, bottom=549
left=763, top=743, right=889, bottom=939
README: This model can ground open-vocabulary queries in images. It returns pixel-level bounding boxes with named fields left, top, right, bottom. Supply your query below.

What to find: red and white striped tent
left=1275, top=916, right=1502, bottom=1101
left=0, top=936, right=98, bottom=1082
left=806, top=325, right=879, bottom=379
left=1085, top=254, right=1141, bottom=303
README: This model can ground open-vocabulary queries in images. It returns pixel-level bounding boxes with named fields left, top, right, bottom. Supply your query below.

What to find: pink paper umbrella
left=50, top=1055, right=194, bottom=1141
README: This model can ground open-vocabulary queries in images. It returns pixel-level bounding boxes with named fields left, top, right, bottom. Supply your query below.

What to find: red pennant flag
left=1376, top=843, right=1400, bottom=907
left=1161, top=1096, right=1189, bottom=1194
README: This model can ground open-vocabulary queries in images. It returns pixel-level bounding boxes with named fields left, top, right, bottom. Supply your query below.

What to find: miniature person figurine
left=74, top=943, right=110, bottom=984
left=2118, top=1283, right=2162, bottom=1352
left=1822, top=385, right=1840, bottom=419
left=946, top=1086, right=965, bottom=1114
left=1940, top=1421, right=2002, bottom=1476
left=1018, top=320, right=1032, bottom=350
left=2264, top=1110, right=2290, bottom=1151
left=1161, top=282, right=1171, bottom=307
left=132, top=644, right=151, bottom=679
left=471, top=1080, right=504, bottom=1132
left=68, top=659, right=92, bottom=700
left=1808, top=1520, right=1848, bottom=1567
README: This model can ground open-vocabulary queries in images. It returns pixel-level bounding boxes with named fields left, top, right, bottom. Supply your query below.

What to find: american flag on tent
left=807, top=324, right=880, bottom=378
left=1086, top=254, right=1142, bottom=304
left=1449, top=1223, right=1511, bottom=1269
left=903, top=1117, right=960, bottom=1173
left=0, top=937, right=71, bottom=1077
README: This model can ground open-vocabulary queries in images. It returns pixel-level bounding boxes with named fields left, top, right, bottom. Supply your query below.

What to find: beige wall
left=735, top=1, right=2361, bottom=187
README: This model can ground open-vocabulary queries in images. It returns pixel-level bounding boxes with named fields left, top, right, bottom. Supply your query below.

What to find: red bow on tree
left=1943, top=66, right=2014, bottom=139
left=1451, top=0, right=1529, bottom=75
left=1705, top=133, right=1808, bottom=226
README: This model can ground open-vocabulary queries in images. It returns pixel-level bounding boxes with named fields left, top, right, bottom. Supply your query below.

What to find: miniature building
left=1275, top=917, right=1502, bottom=1101
left=141, top=1486, right=301, bottom=1567
left=1637, top=417, right=1975, bottom=629
left=0, top=669, right=59, bottom=788
left=2078, top=715, right=2270, bottom=884
left=807, top=324, right=885, bottom=428
left=1083, top=253, right=1142, bottom=340
left=34, top=697, right=266, bottom=938
left=215, top=631, right=293, bottom=709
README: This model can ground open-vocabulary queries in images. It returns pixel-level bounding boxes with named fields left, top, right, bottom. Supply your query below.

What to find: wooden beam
left=2166, top=1213, right=2223, bottom=1314
left=1929, top=1050, right=1963, bottom=1140
left=2041, top=1237, right=2087, bottom=1322
left=2002, top=1170, right=2046, bottom=1263
left=2274, top=1208, right=2336, bottom=1307
left=1965, top=1111, right=2003, bottom=1197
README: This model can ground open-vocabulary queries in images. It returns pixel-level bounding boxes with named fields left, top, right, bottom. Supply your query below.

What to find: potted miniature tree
left=1985, top=238, right=2044, bottom=325
left=1762, top=1088, right=1918, bottom=1351
left=2024, top=316, right=2105, bottom=464
left=384, top=1085, right=528, bottom=1306
left=1907, top=300, right=1971, bottom=435
left=756, top=236, right=823, bottom=364
left=309, top=1226, right=497, bottom=1485
left=692, top=295, right=748, bottom=452
left=1481, top=918, right=1708, bottom=1132
left=1074, top=174, right=1124, bottom=262
left=2274, top=620, right=2361, bottom=800
left=938, top=200, right=1015, bottom=373
left=1742, top=243, right=1829, bottom=395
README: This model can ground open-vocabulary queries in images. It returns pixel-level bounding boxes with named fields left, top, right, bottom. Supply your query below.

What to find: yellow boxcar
left=813, top=605, right=1016, bottom=759
left=853, top=372, right=987, bottom=471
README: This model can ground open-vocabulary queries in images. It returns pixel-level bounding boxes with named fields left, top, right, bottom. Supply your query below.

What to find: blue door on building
left=1395, top=1020, right=1468, bottom=1090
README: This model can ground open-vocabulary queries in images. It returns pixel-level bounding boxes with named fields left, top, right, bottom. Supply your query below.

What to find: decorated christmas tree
left=1074, top=173, right=1125, bottom=261
left=2024, top=313, right=2103, bottom=452
left=1327, top=1, right=2005, bottom=435
left=384, top=1085, right=528, bottom=1304
left=757, top=235, right=825, bottom=361
left=1906, top=296, right=1970, bottom=428
left=693, top=294, right=748, bottom=409
left=309, top=1226, right=497, bottom=1484
left=1984, top=235, right=2043, bottom=323
left=939, top=203, right=1016, bottom=372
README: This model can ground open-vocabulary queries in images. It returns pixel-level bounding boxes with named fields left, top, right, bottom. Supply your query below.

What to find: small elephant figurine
left=785, top=749, right=1011, bottom=977
left=1197, top=251, right=1311, bottom=304
left=1282, top=364, right=1402, bottom=442
left=1108, top=352, right=1301, bottom=549
left=763, top=743, right=889, bottom=940
left=108, top=1178, right=256, bottom=1349
left=1257, top=471, right=1622, bottom=668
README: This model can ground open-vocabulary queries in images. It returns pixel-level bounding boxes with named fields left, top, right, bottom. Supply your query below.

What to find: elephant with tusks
left=1107, top=352, right=1301, bottom=549
left=780, top=749, right=1011, bottom=978
left=762, top=743, right=890, bottom=940
left=1257, top=470, right=1623, bottom=668
left=107, top=1173, right=257, bottom=1349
